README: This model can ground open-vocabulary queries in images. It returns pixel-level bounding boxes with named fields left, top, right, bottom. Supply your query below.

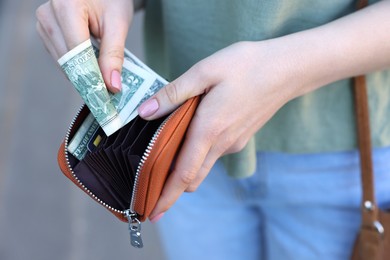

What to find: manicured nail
left=138, top=98, right=159, bottom=118
left=111, top=70, right=122, bottom=92
left=150, top=213, right=165, bottom=224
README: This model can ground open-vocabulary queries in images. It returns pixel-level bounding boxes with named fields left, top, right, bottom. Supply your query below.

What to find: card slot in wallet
left=123, top=118, right=166, bottom=178
left=108, top=117, right=147, bottom=178
left=111, top=146, right=129, bottom=183
left=96, top=118, right=141, bottom=194
left=99, top=126, right=117, bottom=148
left=87, top=149, right=113, bottom=174
left=101, top=130, right=130, bottom=181
left=125, top=117, right=165, bottom=156
left=104, top=146, right=134, bottom=190
left=121, top=119, right=163, bottom=178
left=84, top=151, right=130, bottom=207
left=100, top=148, right=133, bottom=194
left=111, top=117, right=137, bottom=149
left=120, top=116, right=149, bottom=150
left=88, top=121, right=135, bottom=177
left=95, top=150, right=132, bottom=199
left=105, top=146, right=133, bottom=188
left=75, top=156, right=128, bottom=210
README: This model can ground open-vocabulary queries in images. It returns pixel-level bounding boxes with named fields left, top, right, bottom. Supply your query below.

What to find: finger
left=98, top=6, right=132, bottom=93
left=184, top=148, right=220, bottom=192
left=183, top=124, right=245, bottom=192
left=138, top=61, right=217, bottom=120
left=35, top=2, right=67, bottom=58
left=148, top=119, right=212, bottom=219
left=36, top=22, right=60, bottom=59
left=50, top=0, right=90, bottom=50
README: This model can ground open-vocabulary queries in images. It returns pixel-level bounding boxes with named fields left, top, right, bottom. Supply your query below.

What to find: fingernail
left=111, top=70, right=122, bottom=92
left=150, top=213, right=165, bottom=224
left=138, top=98, right=159, bottom=118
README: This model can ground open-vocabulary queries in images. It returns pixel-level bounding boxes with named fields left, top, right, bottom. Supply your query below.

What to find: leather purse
left=350, top=1, right=390, bottom=257
left=57, top=96, right=199, bottom=248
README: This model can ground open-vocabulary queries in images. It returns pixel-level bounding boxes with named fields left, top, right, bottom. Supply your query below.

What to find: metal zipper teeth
left=64, top=105, right=125, bottom=214
left=129, top=111, right=176, bottom=213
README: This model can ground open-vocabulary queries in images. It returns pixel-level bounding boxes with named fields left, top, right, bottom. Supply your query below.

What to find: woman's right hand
left=36, top=0, right=134, bottom=93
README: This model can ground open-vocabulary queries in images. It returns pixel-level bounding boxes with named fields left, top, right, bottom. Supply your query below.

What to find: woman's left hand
left=138, top=40, right=301, bottom=222
left=139, top=0, right=390, bottom=222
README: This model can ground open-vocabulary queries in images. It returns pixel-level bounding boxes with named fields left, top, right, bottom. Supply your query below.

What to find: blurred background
left=0, top=0, right=165, bottom=259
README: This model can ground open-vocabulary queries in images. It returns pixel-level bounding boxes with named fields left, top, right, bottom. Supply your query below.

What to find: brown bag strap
left=353, top=2, right=386, bottom=259
left=355, top=0, right=372, bottom=203
left=353, top=75, right=379, bottom=225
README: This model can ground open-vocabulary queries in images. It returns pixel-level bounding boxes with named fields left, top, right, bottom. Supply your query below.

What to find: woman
left=36, top=0, right=390, bottom=259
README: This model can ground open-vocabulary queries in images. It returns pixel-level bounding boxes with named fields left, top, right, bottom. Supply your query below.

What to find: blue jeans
left=156, top=147, right=390, bottom=260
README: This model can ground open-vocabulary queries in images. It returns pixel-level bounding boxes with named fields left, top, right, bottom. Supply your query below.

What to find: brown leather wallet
left=57, top=96, right=199, bottom=248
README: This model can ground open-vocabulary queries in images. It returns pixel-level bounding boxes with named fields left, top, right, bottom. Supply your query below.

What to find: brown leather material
left=57, top=96, right=200, bottom=223
left=351, top=210, right=390, bottom=260
left=135, top=96, right=200, bottom=221
left=353, top=75, right=378, bottom=225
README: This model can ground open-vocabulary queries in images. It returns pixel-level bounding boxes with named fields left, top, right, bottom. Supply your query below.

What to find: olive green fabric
left=143, top=0, right=390, bottom=178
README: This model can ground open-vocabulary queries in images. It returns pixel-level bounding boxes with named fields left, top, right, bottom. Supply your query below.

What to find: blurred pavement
left=0, top=1, right=165, bottom=259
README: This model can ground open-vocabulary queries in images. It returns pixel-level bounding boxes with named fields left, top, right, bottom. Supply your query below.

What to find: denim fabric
left=156, top=147, right=390, bottom=260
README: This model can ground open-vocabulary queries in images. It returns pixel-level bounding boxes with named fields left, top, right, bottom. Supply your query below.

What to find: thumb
left=138, top=66, right=209, bottom=120
left=98, top=12, right=131, bottom=93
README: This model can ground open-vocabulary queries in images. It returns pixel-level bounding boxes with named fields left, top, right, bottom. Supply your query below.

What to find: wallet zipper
left=127, top=111, right=175, bottom=248
left=64, top=105, right=174, bottom=248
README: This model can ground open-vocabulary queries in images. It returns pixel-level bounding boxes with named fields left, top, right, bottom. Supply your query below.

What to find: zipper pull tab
left=125, top=210, right=143, bottom=248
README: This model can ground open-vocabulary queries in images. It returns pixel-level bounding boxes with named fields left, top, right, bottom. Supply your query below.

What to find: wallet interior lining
left=68, top=115, right=166, bottom=211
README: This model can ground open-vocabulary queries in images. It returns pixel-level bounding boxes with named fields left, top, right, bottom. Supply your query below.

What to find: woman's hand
left=139, top=0, right=390, bottom=222
left=138, top=40, right=302, bottom=222
left=36, top=0, right=134, bottom=93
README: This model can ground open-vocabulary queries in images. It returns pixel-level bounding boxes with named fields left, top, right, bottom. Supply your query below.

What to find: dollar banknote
left=112, top=59, right=155, bottom=124
left=68, top=39, right=169, bottom=159
left=123, top=49, right=168, bottom=123
left=59, top=39, right=157, bottom=136
left=91, top=39, right=168, bottom=123
left=67, top=113, right=100, bottom=160
left=58, top=39, right=122, bottom=136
